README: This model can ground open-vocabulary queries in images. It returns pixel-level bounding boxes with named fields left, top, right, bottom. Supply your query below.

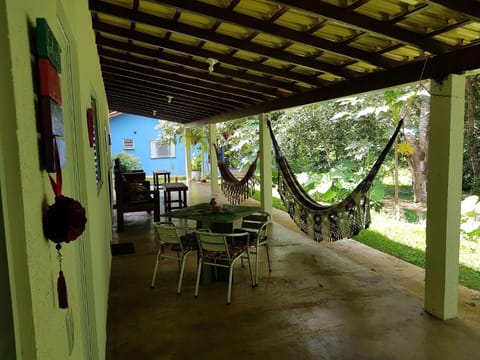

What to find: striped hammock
left=267, top=120, right=403, bottom=242
left=214, top=144, right=259, bottom=205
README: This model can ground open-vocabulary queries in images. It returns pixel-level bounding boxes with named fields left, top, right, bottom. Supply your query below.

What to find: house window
left=123, top=138, right=135, bottom=150
left=150, top=140, right=175, bottom=158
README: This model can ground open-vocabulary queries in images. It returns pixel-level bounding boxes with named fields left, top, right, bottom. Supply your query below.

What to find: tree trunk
left=404, top=98, right=429, bottom=204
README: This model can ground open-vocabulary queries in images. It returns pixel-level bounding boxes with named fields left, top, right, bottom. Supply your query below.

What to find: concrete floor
left=108, top=182, right=480, bottom=360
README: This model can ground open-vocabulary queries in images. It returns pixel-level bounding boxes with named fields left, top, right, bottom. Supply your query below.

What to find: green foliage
left=216, top=116, right=259, bottom=170
left=292, top=161, right=384, bottom=209
left=460, top=195, right=480, bottom=242
left=383, top=184, right=414, bottom=201
left=112, top=152, right=142, bottom=171
left=271, top=94, right=395, bottom=175
left=191, top=154, right=202, bottom=171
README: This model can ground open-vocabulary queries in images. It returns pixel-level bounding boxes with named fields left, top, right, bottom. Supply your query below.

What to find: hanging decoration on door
left=36, top=18, right=87, bottom=309
left=43, top=141, right=87, bottom=309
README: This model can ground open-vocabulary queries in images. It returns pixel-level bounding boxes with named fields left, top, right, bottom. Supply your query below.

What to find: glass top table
left=163, top=202, right=261, bottom=232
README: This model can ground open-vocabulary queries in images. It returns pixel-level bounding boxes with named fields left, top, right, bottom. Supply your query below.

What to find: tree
left=216, top=116, right=260, bottom=170
left=464, top=75, right=480, bottom=193
left=384, top=84, right=430, bottom=205
left=154, top=120, right=207, bottom=176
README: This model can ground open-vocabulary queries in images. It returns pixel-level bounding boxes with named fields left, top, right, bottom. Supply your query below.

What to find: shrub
left=113, top=152, right=142, bottom=171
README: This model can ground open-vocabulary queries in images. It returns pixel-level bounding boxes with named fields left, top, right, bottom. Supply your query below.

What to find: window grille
left=123, top=138, right=135, bottom=150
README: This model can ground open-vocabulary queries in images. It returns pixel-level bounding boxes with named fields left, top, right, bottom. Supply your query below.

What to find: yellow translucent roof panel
left=250, top=33, right=285, bottom=49
left=313, top=22, right=358, bottom=43
left=101, top=32, right=130, bottom=43
left=231, top=49, right=264, bottom=62
left=289, top=66, right=320, bottom=76
left=260, top=58, right=294, bottom=69
left=138, top=0, right=175, bottom=19
left=178, top=11, right=217, bottom=29
left=349, top=34, right=397, bottom=53
left=97, top=13, right=131, bottom=29
left=274, top=9, right=322, bottom=31
left=105, top=0, right=133, bottom=9
left=345, top=62, right=378, bottom=73
left=318, top=73, right=344, bottom=82
left=233, top=0, right=281, bottom=20
left=398, top=8, right=465, bottom=34
left=317, top=52, right=355, bottom=66
left=168, top=33, right=202, bottom=47
left=136, top=23, right=168, bottom=38
left=100, top=46, right=125, bottom=56
left=382, top=45, right=426, bottom=62
left=354, top=0, right=414, bottom=20
left=215, top=22, right=253, bottom=39
left=284, top=43, right=319, bottom=57
left=434, top=26, right=480, bottom=47
left=201, top=41, right=233, bottom=55
left=131, top=40, right=159, bottom=51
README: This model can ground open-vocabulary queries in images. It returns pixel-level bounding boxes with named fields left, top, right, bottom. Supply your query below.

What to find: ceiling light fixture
left=166, top=95, right=174, bottom=104
left=207, top=57, right=219, bottom=72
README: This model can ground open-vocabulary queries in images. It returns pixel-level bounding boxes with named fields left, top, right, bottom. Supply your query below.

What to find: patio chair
left=151, top=222, right=197, bottom=295
left=235, top=211, right=271, bottom=287
left=194, top=230, right=254, bottom=304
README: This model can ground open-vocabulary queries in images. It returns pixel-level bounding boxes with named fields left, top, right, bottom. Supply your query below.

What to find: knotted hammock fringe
left=267, top=120, right=403, bottom=242
left=214, top=144, right=259, bottom=205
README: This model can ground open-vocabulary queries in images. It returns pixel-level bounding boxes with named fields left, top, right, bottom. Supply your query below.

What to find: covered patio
left=91, top=0, right=480, bottom=322
left=107, top=182, right=480, bottom=359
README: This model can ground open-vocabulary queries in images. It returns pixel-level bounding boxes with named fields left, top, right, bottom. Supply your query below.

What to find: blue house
left=109, top=113, right=187, bottom=177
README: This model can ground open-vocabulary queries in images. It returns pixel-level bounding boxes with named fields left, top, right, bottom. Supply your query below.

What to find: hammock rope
left=267, top=119, right=404, bottom=242
left=214, top=144, right=259, bottom=205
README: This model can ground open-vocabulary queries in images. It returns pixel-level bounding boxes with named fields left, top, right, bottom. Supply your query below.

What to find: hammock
left=214, top=144, right=259, bottom=205
left=267, top=120, right=403, bottom=242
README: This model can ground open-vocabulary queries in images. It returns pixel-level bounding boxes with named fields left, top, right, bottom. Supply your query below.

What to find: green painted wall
left=1, top=0, right=112, bottom=358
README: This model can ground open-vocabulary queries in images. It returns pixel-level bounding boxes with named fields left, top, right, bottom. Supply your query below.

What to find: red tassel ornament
left=56, top=244, right=68, bottom=309
left=43, top=139, right=86, bottom=309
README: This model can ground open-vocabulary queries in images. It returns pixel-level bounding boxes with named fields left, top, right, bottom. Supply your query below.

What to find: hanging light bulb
left=166, top=95, right=174, bottom=104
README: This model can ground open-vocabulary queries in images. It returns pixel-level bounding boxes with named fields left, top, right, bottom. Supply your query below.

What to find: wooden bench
left=114, top=171, right=160, bottom=232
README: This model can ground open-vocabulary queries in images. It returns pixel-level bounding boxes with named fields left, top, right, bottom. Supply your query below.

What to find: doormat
left=111, top=242, right=135, bottom=256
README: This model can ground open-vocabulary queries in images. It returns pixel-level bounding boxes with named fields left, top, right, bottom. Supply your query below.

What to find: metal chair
left=194, top=230, right=254, bottom=304
left=151, top=222, right=197, bottom=295
left=236, top=211, right=271, bottom=287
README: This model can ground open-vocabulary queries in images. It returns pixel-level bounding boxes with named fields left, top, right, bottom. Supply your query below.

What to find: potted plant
left=191, top=154, right=201, bottom=182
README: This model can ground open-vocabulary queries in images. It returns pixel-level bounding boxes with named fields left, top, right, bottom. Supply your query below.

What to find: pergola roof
left=89, top=0, right=480, bottom=125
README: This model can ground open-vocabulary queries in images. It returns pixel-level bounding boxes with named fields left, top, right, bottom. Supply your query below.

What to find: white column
left=259, top=113, right=272, bottom=215
left=425, top=74, right=465, bottom=319
left=184, top=128, right=192, bottom=183
left=208, top=123, right=219, bottom=197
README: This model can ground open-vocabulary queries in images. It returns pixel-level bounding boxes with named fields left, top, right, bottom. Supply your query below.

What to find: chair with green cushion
left=194, top=230, right=254, bottom=304
left=151, top=222, right=197, bottom=295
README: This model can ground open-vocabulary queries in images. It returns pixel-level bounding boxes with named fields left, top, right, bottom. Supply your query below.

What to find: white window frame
left=150, top=140, right=175, bottom=159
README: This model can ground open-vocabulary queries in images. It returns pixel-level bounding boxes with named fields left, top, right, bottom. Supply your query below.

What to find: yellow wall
left=1, top=0, right=112, bottom=358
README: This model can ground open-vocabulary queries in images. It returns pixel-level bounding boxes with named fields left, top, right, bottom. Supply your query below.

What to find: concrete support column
left=259, top=113, right=272, bottom=215
left=425, top=74, right=465, bottom=320
left=208, top=123, right=219, bottom=197
left=185, top=128, right=192, bottom=184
